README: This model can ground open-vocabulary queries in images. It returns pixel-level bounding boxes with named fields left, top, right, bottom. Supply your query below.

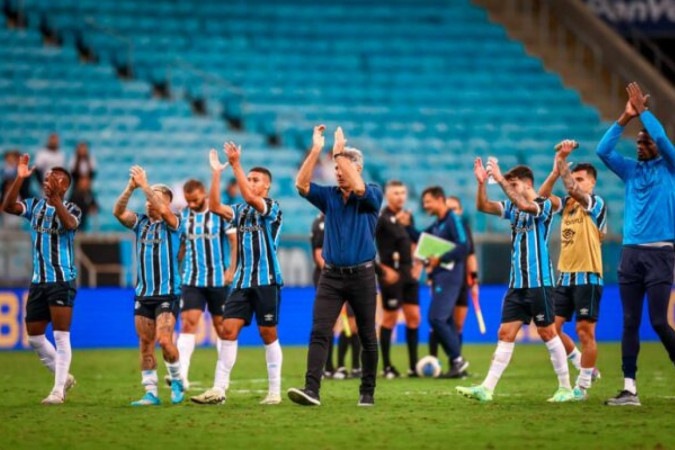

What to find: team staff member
left=170, top=179, right=237, bottom=390
left=376, top=180, right=420, bottom=379
left=113, top=167, right=184, bottom=406
left=597, top=82, right=675, bottom=406
left=1, top=155, right=80, bottom=404
left=289, top=125, right=383, bottom=407
left=428, top=195, right=478, bottom=369
left=400, top=187, right=469, bottom=378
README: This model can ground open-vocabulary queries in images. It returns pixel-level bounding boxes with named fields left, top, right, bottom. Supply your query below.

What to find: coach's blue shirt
left=596, top=111, right=675, bottom=245
left=303, top=182, right=383, bottom=267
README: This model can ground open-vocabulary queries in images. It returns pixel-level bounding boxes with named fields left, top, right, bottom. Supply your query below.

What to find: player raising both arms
left=457, top=160, right=573, bottom=402
left=191, top=142, right=283, bottom=405
left=169, top=179, right=237, bottom=390
left=539, top=140, right=606, bottom=399
left=597, top=83, right=675, bottom=406
left=114, top=166, right=184, bottom=406
left=1, top=155, right=80, bottom=404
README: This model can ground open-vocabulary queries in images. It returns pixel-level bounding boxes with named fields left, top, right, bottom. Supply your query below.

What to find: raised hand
left=209, top=148, right=229, bottom=172
left=312, top=124, right=326, bottom=151
left=223, top=141, right=241, bottom=166
left=555, top=139, right=577, bottom=158
left=17, top=154, right=35, bottom=179
left=130, top=165, right=148, bottom=188
left=486, top=157, right=503, bottom=183
left=474, top=157, right=488, bottom=184
left=627, top=82, right=649, bottom=114
left=333, top=126, right=346, bottom=157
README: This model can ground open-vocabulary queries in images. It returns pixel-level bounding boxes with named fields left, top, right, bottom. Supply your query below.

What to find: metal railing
left=502, top=0, right=675, bottom=136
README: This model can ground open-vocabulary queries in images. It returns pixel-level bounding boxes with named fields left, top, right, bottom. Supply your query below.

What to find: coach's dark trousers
left=305, top=263, right=378, bottom=396
left=618, top=245, right=675, bottom=379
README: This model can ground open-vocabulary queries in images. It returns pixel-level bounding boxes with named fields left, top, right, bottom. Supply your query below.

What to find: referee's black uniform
left=289, top=181, right=384, bottom=406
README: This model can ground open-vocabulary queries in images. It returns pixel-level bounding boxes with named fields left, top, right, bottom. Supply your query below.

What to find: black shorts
left=456, top=283, right=469, bottom=308
left=380, top=277, right=420, bottom=311
left=135, top=295, right=180, bottom=320
left=501, top=287, right=555, bottom=327
left=554, top=284, right=602, bottom=322
left=180, top=285, right=230, bottom=316
left=223, top=285, right=281, bottom=326
left=25, top=280, right=77, bottom=322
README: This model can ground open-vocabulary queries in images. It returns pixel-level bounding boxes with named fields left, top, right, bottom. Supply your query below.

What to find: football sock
left=177, top=333, right=196, bottom=381
left=264, top=340, right=283, bottom=395
left=165, top=360, right=181, bottom=381
left=624, top=377, right=637, bottom=395
left=482, top=340, right=514, bottom=391
left=428, top=331, right=439, bottom=357
left=214, top=339, right=237, bottom=394
left=577, top=367, right=594, bottom=390
left=380, top=326, right=393, bottom=368
left=53, top=331, right=72, bottom=395
left=325, top=337, right=335, bottom=372
left=567, top=347, right=582, bottom=370
left=546, top=336, right=571, bottom=389
left=142, top=370, right=158, bottom=397
left=406, top=327, right=419, bottom=372
left=28, top=334, right=56, bottom=373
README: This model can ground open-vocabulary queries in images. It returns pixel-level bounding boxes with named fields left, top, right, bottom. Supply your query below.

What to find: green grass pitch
left=1, top=343, right=673, bottom=450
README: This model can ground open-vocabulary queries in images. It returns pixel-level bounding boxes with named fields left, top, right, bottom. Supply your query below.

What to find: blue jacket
left=596, top=111, right=675, bottom=245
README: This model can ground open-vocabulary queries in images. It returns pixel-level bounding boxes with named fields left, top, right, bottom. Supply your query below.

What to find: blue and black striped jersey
left=500, top=197, right=556, bottom=289
left=19, top=198, right=81, bottom=283
left=133, top=214, right=182, bottom=297
left=231, top=199, right=283, bottom=289
left=180, top=208, right=234, bottom=287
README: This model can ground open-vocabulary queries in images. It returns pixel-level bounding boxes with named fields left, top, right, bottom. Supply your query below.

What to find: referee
left=288, top=125, right=383, bottom=407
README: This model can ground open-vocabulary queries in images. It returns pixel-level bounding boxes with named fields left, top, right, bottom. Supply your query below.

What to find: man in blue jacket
left=597, top=82, right=675, bottom=406
left=401, top=186, right=470, bottom=378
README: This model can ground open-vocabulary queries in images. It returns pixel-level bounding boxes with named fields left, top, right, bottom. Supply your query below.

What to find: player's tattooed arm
left=556, top=151, right=590, bottom=209
left=113, top=177, right=138, bottom=229
left=131, top=166, right=179, bottom=230
left=489, top=161, right=539, bottom=215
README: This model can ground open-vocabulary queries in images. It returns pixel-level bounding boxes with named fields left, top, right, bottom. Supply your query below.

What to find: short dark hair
left=571, top=163, right=597, bottom=180
left=183, top=179, right=204, bottom=193
left=250, top=166, right=272, bottom=182
left=504, top=165, right=534, bottom=183
left=421, top=186, right=445, bottom=200
left=385, top=180, right=405, bottom=190
left=50, top=166, right=72, bottom=187
left=446, top=195, right=462, bottom=206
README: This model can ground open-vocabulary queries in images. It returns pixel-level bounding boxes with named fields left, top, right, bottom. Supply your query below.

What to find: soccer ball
left=415, top=355, right=442, bottom=378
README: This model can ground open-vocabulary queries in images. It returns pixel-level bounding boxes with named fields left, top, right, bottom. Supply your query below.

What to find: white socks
left=545, top=336, right=571, bottom=389
left=624, top=377, right=637, bottom=395
left=264, top=340, right=283, bottom=396
left=177, top=333, right=196, bottom=381
left=213, top=339, right=238, bottom=395
left=577, top=367, right=594, bottom=390
left=165, top=360, right=181, bottom=381
left=567, top=347, right=582, bottom=370
left=28, top=334, right=56, bottom=373
left=53, top=331, right=72, bottom=395
left=142, top=370, right=158, bottom=397
left=482, top=341, right=514, bottom=392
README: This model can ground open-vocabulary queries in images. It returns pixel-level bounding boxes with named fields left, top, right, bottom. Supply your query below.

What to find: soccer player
left=400, top=186, right=469, bottom=378
left=113, top=166, right=184, bottom=406
left=191, top=143, right=283, bottom=405
left=597, top=82, right=675, bottom=406
left=171, top=179, right=237, bottom=390
left=456, top=160, right=573, bottom=402
left=539, top=141, right=606, bottom=399
left=1, top=155, right=80, bottom=404
left=376, top=180, right=421, bottom=378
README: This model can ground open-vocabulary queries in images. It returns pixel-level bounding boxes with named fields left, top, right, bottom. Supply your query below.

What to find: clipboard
left=414, top=232, right=456, bottom=271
